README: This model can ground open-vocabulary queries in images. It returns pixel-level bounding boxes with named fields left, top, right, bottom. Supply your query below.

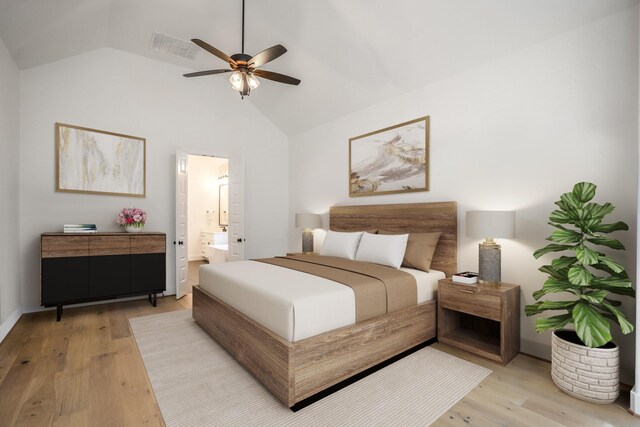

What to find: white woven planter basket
left=551, top=330, right=619, bottom=404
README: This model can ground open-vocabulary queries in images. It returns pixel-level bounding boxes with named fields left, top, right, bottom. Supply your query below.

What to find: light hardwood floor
left=0, top=296, right=637, bottom=426
left=187, top=260, right=206, bottom=292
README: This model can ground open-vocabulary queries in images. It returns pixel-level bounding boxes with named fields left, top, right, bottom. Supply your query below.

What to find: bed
left=192, top=201, right=457, bottom=407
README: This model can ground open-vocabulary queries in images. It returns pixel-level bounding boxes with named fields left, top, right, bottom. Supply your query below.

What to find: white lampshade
left=295, top=213, right=322, bottom=230
left=466, top=211, right=516, bottom=239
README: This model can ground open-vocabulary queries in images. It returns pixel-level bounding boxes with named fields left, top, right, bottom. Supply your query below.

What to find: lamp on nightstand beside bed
left=295, top=213, right=323, bottom=253
left=466, top=210, right=516, bottom=284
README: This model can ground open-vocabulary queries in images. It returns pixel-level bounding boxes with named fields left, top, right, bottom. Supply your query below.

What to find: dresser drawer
left=90, top=236, right=130, bottom=256
left=42, top=236, right=90, bottom=258
left=131, top=235, right=165, bottom=254
left=439, top=284, right=501, bottom=321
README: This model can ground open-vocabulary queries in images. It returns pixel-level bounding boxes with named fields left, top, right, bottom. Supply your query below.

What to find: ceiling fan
left=184, top=0, right=301, bottom=99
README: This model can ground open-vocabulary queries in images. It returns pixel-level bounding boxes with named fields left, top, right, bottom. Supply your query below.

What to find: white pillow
left=355, top=232, right=409, bottom=269
left=319, top=231, right=364, bottom=260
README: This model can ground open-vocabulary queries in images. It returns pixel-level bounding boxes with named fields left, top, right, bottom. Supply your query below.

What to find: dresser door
left=41, top=235, right=90, bottom=305
left=41, top=257, right=89, bottom=304
left=131, top=254, right=166, bottom=293
left=89, top=255, right=131, bottom=298
left=89, top=236, right=131, bottom=298
left=131, top=235, right=166, bottom=294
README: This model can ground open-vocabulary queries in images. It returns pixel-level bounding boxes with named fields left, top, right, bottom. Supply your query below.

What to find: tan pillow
left=378, top=230, right=441, bottom=272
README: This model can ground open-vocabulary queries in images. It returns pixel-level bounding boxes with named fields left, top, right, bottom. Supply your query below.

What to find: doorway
left=175, top=149, right=245, bottom=299
left=187, top=155, right=228, bottom=293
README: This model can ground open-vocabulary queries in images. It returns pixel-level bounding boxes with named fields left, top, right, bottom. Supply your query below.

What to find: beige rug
left=130, top=310, right=491, bottom=427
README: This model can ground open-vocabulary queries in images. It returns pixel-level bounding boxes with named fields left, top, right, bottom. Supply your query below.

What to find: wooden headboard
left=329, top=202, right=457, bottom=277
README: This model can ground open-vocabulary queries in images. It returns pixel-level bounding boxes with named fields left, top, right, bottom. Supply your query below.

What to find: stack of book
left=451, top=271, right=479, bottom=285
left=63, top=224, right=97, bottom=233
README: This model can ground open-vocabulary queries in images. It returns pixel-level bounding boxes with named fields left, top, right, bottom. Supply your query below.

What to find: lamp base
left=478, top=242, right=501, bottom=284
left=302, top=229, right=314, bottom=254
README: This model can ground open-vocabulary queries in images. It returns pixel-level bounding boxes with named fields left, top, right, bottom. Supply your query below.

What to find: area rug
left=130, top=310, right=491, bottom=427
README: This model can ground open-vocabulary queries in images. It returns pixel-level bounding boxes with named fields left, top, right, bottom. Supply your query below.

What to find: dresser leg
left=148, top=293, right=157, bottom=307
left=56, top=305, right=63, bottom=322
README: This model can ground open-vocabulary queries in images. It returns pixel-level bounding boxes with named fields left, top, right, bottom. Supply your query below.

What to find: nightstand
left=437, top=278, right=520, bottom=365
left=286, top=252, right=319, bottom=256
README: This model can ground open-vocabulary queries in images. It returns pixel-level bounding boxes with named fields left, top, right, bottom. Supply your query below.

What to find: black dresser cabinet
left=41, top=232, right=166, bottom=321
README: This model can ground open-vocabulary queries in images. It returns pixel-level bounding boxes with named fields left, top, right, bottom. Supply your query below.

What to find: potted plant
left=117, top=207, right=147, bottom=233
left=525, top=182, right=635, bottom=404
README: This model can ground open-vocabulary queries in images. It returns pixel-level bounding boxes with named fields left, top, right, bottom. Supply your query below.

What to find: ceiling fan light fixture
left=229, top=71, right=260, bottom=96
left=229, top=71, right=244, bottom=91
left=247, top=74, right=260, bottom=90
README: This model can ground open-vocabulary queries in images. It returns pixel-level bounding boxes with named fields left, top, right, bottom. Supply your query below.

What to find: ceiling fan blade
left=183, top=69, right=232, bottom=78
left=253, top=69, right=301, bottom=86
left=191, top=39, right=236, bottom=66
left=248, top=44, right=287, bottom=68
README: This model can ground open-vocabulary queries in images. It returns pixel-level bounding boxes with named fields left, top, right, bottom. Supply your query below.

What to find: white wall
left=187, top=155, right=226, bottom=260
left=289, top=8, right=639, bottom=382
left=20, top=47, right=290, bottom=311
left=0, top=35, right=22, bottom=339
left=632, top=3, right=640, bottom=415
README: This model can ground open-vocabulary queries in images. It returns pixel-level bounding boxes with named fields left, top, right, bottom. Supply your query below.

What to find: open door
left=175, top=150, right=189, bottom=299
left=175, top=150, right=244, bottom=299
left=228, top=155, right=245, bottom=261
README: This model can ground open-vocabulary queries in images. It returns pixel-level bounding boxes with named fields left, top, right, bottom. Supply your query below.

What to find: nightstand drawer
left=439, top=284, right=501, bottom=321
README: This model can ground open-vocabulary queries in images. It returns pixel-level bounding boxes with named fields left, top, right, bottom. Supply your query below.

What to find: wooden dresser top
left=42, top=232, right=165, bottom=236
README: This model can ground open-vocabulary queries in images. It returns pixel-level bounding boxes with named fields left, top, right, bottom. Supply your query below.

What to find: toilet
left=206, top=232, right=228, bottom=263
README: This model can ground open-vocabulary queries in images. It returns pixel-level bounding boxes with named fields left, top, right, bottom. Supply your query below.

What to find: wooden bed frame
left=193, top=201, right=457, bottom=407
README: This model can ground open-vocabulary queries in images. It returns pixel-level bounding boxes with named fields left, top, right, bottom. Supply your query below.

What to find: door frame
left=175, top=147, right=241, bottom=299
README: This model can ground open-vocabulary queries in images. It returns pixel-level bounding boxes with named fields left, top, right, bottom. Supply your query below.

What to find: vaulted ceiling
left=0, top=0, right=636, bottom=136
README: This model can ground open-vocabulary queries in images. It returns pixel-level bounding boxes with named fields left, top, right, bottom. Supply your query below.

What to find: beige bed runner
left=255, top=255, right=417, bottom=323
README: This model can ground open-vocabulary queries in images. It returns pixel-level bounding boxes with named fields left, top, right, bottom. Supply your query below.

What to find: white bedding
left=198, top=260, right=444, bottom=342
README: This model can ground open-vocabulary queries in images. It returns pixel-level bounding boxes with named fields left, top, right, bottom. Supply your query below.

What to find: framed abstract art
left=349, top=116, right=429, bottom=197
left=55, top=123, right=146, bottom=197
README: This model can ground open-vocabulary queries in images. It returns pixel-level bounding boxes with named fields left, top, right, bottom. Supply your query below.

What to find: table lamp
left=295, top=213, right=322, bottom=253
left=466, top=210, right=516, bottom=284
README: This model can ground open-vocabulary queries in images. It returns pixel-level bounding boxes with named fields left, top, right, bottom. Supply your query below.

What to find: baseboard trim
left=0, top=306, right=23, bottom=344
left=631, top=387, right=640, bottom=415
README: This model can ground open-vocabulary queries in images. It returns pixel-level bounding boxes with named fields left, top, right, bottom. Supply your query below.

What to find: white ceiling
left=0, top=0, right=637, bottom=136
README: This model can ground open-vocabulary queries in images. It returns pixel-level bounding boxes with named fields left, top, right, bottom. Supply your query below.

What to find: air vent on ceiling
left=149, top=32, right=199, bottom=60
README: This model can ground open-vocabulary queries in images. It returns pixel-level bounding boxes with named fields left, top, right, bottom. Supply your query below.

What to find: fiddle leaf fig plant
left=525, top=182, right=635, bottom=348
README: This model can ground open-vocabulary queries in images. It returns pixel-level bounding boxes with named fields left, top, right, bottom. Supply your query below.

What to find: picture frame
left=55, top=123, right=146, bottom=197
left=349, top=116, right=429, bottom=197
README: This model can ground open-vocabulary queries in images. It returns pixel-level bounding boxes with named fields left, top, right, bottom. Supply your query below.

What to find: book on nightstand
left=451, top=271, right=479, bottom=285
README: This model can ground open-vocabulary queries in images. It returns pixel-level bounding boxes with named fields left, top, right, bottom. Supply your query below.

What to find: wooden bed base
left=193, top=285, right=436, bottom=407
left=193, top=201, right=456, bottom=407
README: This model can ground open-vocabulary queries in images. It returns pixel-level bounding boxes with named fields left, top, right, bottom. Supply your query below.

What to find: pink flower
left=116, top=207, right=147, bottom=227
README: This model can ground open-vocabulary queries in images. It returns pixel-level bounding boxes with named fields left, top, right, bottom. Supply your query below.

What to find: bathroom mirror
left=219, top=184, right=229, bottom=226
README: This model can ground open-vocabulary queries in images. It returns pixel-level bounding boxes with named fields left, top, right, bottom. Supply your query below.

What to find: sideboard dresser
left=41, top=232, right=166, bottom=321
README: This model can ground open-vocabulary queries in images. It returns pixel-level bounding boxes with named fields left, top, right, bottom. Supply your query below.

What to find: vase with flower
left=117, top=207, right=147, bottom=233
